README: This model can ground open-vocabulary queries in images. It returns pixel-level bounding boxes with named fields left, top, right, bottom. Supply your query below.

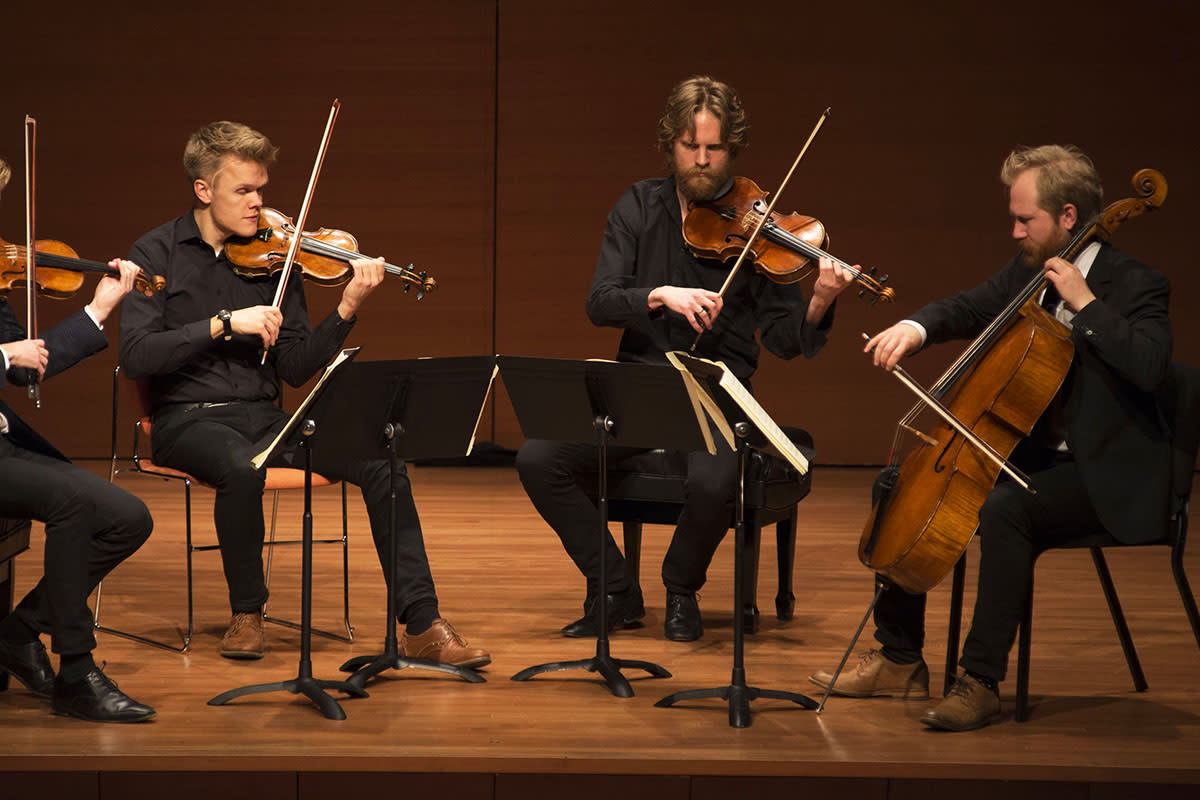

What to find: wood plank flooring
left=2, top=463, right=1198, bottom=786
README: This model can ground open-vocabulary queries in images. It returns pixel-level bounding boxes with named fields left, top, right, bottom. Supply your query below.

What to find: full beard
left=675, top=166, right=730, bottom=204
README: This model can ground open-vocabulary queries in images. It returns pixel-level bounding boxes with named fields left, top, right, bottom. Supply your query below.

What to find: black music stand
left=501, top=356, right=719, bottom=697
left=208, top=420, right=368, bottom=720
left=653, top=352, right=818, bottom=727
left=333, top=356, right=497, bottom=691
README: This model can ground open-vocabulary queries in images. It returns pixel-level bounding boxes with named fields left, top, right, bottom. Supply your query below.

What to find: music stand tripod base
left=208, top=426, right=366, bottom=721
left=655, top=428, right=816, bottom=727
left=339, top=420, right=487, bottom=689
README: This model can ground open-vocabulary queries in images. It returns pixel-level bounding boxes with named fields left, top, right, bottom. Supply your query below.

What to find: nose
left=695, top=147, right=711, bottom=167
left=1012, top=220, right=1026, bottom=240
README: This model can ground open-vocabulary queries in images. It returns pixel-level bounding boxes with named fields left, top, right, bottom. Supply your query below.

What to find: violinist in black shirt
left=120, top=122, right=489, bottom=667
left=516, top=76, right=855, bottom=642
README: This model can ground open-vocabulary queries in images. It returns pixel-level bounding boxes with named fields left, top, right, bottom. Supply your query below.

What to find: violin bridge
left=899, top=423, right=938, bottom=448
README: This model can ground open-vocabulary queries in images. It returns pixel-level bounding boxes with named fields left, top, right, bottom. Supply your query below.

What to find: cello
left=857, top=167, right=1168, bottom=595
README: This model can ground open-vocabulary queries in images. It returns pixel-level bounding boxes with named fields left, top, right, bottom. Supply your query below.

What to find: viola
left=224, top=207, right=436, bottom=298
left=1, top=236, right=165, bottom=298
left=683, top=176, right=895, bottom=304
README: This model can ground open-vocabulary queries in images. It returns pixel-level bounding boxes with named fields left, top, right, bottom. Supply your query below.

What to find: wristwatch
left=217, top=308, right=233, bottom=341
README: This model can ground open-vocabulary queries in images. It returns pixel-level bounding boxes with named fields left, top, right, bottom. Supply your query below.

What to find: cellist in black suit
left=809, top=144, right=1172, bottom=731
left=0, top=156, right=156, bottom=723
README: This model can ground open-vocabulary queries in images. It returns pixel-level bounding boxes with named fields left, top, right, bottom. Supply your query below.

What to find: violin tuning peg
left=880, top=274, right=889, bottom=284
left=403, top=283, right=411, bottom=293
left=857, top=288, right=866, bottom=299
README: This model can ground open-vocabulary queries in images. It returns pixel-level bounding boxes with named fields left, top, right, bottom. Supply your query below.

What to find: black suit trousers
left=874, top=459, right=1104, bottom=682
left=150, top=401, right=437, bottom=620
left=516, top=438, right=738, bottom=598
left=0, top=436, right=152, bottom=655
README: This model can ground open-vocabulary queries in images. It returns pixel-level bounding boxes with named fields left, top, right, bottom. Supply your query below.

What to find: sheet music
left=250, top=347, right=360, bottom=470
left=666, top=351, right=809, bottom=475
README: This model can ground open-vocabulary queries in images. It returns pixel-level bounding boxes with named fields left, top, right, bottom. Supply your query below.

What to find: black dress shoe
left=561, top=587, right=645, bottom=638
left=664, top=592, right=702, bottom=642
left=0, top=637, right=55, bottom=698
left=52, top=667, right=156, bottom=723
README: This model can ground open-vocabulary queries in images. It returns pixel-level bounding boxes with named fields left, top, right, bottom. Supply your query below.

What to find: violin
left=224, top=207, right=436, bottom=298
left=1, top=236, right=165, bottom=298
left=683, top=176, right=895, bottom=304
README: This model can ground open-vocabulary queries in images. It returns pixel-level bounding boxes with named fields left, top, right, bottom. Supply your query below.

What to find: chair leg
left=622, top=521, right=643, bottom=592
left=944, top=553, right=967, bottom=696
left=775, top=511, right=796, bottom=620
left=740, top=509, right=762, bottom=634
left=1169, top=523, right=1200, bottom=651
left=262, top=485, right=354, bottom=642
left=1015, top=574, right=1034, bottom=722
left=1091, top=547, right=1147, bottom=692
left=94, top=477, right=194, bottom=653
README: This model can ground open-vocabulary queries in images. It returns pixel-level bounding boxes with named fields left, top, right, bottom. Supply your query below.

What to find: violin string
left=298, top=233, right=416, bottom=280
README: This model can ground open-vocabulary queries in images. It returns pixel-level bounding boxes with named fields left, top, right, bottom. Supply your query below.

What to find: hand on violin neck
left=648, top=286, right=723, bottom=333
left=806, top=256, right=856, bottom=323
left=1, top=338, right=48, bottom=380
left=337, top=256, right=386, bottom=321
left=86, top=259, right=141, bottom=324
left=215, top=305, right=282, bottom=348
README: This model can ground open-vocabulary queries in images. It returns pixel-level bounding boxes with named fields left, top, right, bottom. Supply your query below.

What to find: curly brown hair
left=656, top=76, right=748, bottom=161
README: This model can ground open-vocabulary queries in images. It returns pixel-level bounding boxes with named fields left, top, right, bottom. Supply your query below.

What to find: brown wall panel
left=495, top=1, right=1200, bottom=462
left=1, top=1, right=496, bottom=457
left=1, top=1, right=1197, bottom=464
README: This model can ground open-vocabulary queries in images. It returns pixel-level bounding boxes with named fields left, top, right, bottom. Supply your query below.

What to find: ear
left=1058, top=202, right=1078, bottom=231
left=193, top=177, right=213, bottom=206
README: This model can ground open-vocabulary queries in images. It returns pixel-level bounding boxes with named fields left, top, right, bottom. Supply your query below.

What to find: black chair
left=597, top=427, right=813, bottom=632
left=0, top=517, right=32, bottom=692
left=946, top=362, right=1200, bottom=721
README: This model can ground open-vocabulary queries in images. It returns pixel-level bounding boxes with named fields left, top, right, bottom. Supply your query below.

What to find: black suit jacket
left=910, top=243, right=1173, bottom=544
left=0, top=296, right=108, bottom=461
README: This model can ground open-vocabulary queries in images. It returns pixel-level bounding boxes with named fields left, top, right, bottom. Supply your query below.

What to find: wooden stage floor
left=2, top=463, right=1198, bottom=798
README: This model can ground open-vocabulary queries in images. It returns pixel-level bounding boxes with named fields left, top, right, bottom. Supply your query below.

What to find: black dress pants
left=150, top=401, right=436, bottom=621
left=515, top=438, right=738, bottom=599
left=0, top=436, right=153, bottom=655
left=873, top=459, right=1105, bottom=682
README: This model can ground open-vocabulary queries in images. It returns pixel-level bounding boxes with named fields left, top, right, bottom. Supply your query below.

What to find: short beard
left=1021, top=229, right=1071, bottom=267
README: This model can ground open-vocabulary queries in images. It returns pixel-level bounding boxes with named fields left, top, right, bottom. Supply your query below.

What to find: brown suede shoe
left=398, top=618, right=491, bottom=669
left=219, top=612, right=264, bottom=660
left=808, top=649, right=929, bottom=699
left=921, top=674, right=1002, bottom=731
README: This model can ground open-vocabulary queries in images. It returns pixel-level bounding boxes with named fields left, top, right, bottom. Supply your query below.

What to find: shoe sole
left=807, top=674, right=929, bottom=700
left=919, top=710, right=1002, bottom=731
left=219, top=649, right=265, bottom=660
left=52, top=707, right=157, bottom=723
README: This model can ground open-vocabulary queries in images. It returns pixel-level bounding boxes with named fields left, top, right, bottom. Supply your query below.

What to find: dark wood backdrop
left=3, top=1, right=1197, bottom=463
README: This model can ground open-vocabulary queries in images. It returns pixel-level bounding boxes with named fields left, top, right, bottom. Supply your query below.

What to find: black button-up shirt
left=586, top=178, right=832, bottom=382
left=119, top=211, right=355, bottom=414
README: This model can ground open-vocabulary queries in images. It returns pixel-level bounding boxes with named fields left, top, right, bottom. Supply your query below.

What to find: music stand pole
left=511, top=414, right=671, bottom=697
left=340, top=422, right=485, bottom=687
left=208, top=422, right=368, bottom=720
left=655, top=422, right=817, bottom=727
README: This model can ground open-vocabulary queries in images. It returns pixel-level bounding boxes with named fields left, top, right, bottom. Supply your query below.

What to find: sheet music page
left=666, top=351, right=809, bottom=474
left=664, top=352, right=724, bottom=453
left=250, top=347, right=360, bottom=470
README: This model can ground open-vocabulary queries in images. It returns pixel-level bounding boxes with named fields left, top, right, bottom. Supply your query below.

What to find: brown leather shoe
left=219, top=612, right=264, bottom=660
left=808, top=649, right=929, bottom=699
left=398, top=618, right=491, bottom=669
left=921, top=674, right=1002, bottom=731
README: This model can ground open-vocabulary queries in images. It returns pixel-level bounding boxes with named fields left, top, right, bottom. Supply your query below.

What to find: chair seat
left=132, top=458, right=337, bottom=490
